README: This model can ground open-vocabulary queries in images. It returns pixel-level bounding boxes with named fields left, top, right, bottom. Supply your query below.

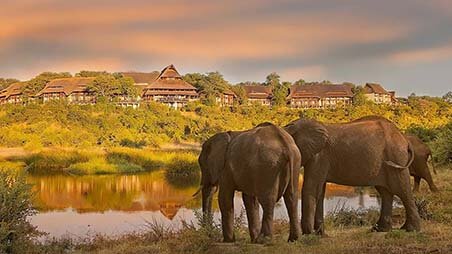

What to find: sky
left=1, top=0, right=451, bottom=97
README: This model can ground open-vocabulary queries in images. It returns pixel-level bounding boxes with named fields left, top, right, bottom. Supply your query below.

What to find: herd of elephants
left=196, top=115, right=437, bottom=243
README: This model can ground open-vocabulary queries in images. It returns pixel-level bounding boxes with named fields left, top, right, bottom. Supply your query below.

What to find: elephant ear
left=285, top=119, right=329, bottom=165
left=198, top=132, right=231, bottom=186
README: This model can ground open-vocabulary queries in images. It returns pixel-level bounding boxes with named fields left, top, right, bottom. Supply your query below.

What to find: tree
left=265, top=73, right=289, bottom=106
left=293, top=79, right=306, bottom=86
left=75, top=70, right=109, bottom=77
left=264, top=72, right=280, bottom=87
left=183, top=71, right=232, bottom=105
left=87, top=73, right=137, bottom=100
left=24, top=72, right=72, bottom=97
left=0, top=78, right=20, bottom=90
left=352, top=85, right=367, bottom=106
left=443, top=91, right=452, bottom=103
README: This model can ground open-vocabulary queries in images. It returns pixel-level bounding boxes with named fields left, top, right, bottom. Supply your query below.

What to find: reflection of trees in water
left=27, top=171, right=198, bottom=219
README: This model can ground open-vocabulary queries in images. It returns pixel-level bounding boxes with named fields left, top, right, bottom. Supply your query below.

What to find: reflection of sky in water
left=28, top=172, right=381, bottom=239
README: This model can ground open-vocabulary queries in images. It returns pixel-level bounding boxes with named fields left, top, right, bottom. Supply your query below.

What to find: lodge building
left=141, top=65, right=199, bottom=109
left=363, top=83, right=396, bottom=104
left=0, top=64, right=398, bottom=109
left=287, top=83, right=353, bottom=109
left=243, top=85, right=273, bottom=106
left=0, top=82, right=26, bottom=105
left=36, top=77, right=96, bottom=104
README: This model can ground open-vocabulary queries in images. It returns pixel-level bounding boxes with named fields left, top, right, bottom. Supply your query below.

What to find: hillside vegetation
left=0, top=95, right=451, bottom=165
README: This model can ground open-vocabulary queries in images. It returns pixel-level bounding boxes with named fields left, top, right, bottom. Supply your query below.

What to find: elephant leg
left=301, top=179, right=320, bottom=234
left=242, top=193, right=260, bottom=243
left=219, top=184, right=235, bottom=242
left=314, top=183, right=326, bottom=236
left=257, top=196, right=276, bottom=243
left=373, top=186, right=393, bottom=232
left=392, top=171, right=421, bottom=231
left=413, top=175, right=421, bottom=192
left=283, top=184, right=300, bottom=242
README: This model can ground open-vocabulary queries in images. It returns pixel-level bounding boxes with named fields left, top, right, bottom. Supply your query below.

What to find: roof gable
left=364, top=83, right=388, bottom=94
left=0, top=82, right=26, bottom=99
left=36, top=77, right=95, bottom=96
left=143, top=65, right=197, bottom=94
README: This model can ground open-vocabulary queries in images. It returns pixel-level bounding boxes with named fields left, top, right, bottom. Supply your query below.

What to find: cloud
left=0, top=0, right=451, bottom=95
left=388, top=44, right=452, bottom=64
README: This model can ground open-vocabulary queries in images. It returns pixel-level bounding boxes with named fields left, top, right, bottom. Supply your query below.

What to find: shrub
left=325, top=201, right=380, bottom=228
left=165, top=157, right=200, bottom=188
left=22, top=150, right=90, bottom=174
left=430, top=123, right=452, bottom=166
left=0, top=170, right=39, bottom=253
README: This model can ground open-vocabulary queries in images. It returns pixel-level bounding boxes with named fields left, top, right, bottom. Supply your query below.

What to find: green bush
left=430, top=122, right=452, bottom=166
left=165, top=157, right=200, bottom=188
left=0, top=170, right=39, bottom=253
left=22, top=150, right=90, bottom=174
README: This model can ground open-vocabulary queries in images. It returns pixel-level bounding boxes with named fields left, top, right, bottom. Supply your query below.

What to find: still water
left=27, top=171, right=380, bottom=239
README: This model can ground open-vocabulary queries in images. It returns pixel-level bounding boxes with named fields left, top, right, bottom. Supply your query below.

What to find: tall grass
left=20, top=149, right=91, bottom=174
left=10, top=147, right=200, bottom=175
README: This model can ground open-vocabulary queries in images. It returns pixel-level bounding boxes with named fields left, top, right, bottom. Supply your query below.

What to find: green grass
left=3, top=147, right=200, bottom=175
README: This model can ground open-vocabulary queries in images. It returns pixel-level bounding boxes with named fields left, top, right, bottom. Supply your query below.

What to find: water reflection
left=27, top=171, right=380, bottom=238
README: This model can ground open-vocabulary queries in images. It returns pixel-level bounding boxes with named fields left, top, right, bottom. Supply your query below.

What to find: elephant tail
left=278, top=155, right=293, bottom=199
left=384, top=141, right=415, bottom=169
left=429, top=154, right=437, bottom=175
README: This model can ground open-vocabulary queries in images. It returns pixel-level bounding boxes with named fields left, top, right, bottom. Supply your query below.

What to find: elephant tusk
left=192, top=186, right=202, bottom=197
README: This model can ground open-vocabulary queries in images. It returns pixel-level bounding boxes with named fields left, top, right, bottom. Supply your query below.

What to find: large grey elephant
left=198, top=123, right=301, bottom=243
left=405, top=134, right=438, bottom=192
left=284, top=116, right=421, bottom=234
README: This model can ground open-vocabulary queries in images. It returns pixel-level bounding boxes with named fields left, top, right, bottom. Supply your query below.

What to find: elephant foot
left=255, top=234, right=272, bottom=244
left=401, top=222, right=421, bottom=232
left=222, top=236, right=235, bottom=243
left=287, top=234, right=299, bottom=242
left=371, top=223, right=392, bottom=232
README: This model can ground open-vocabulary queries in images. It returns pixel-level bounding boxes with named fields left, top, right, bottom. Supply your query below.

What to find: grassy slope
left=34, top=166, right=452, bottom=254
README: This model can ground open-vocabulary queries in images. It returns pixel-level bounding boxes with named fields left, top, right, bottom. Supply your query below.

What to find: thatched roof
left=36, top=77, right=94, bottom=96
left=143, top=65, right=197, bottom=96
left=0, top=82, right=26, bottom=99
left=121, top=71, right=159, bottom=84
left=364, top=83, right=388, bottom=94
left=288, top=83, right=353, bottom=99
left=243, top=85, right=272, bottom=99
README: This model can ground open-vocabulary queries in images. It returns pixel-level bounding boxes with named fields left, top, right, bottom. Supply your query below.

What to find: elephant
left=197, top=123, right=301, bottom=243
left=284, top=115, right=421, bottom=235
left=405, top=134, right=438, bottom=192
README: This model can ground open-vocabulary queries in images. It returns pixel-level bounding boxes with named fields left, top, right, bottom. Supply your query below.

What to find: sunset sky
left=1, top=0, right=451, bottom=96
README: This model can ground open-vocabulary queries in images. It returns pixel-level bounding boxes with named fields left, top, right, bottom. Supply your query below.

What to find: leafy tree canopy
left=87, top=74, right=137, bottom=99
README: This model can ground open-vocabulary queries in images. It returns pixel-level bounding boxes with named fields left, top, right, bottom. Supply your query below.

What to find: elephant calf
left=405, top=134, right=438, bottom=192
left=198, top=123, right=301, bottom=243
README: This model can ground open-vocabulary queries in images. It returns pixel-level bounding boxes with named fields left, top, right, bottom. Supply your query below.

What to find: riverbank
left=0, top=146, right=200, bottom=178
left=28, top=165, right=452, bottom=254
